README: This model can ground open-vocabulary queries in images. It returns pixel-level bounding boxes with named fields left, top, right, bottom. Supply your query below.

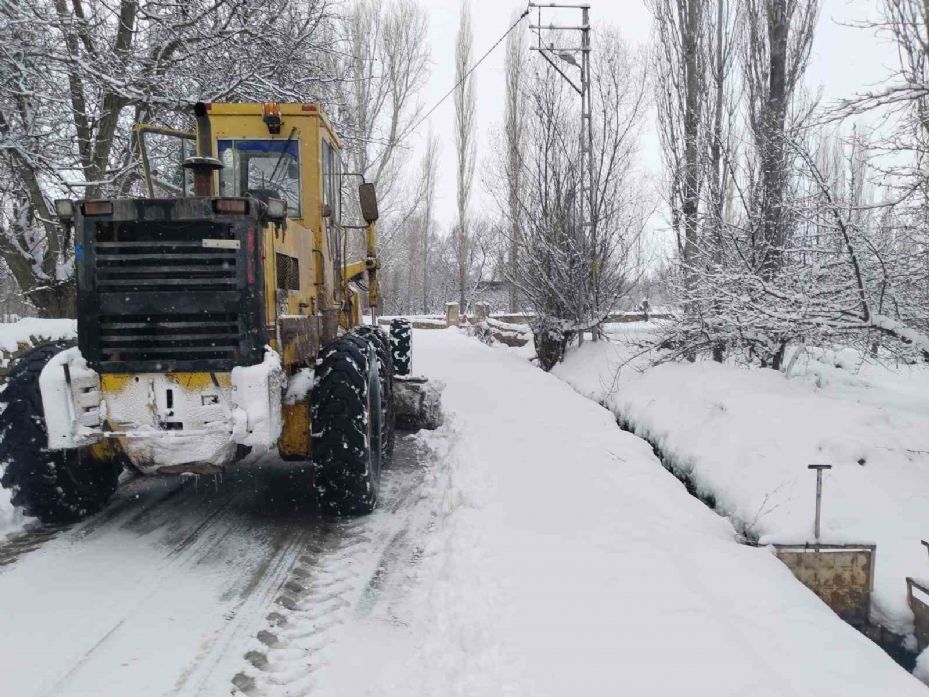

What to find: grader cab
left=0, top=102, right=427, bottom=524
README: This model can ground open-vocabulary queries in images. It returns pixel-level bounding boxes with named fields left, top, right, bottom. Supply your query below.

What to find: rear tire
left=311, top=335, right=382, bottom=515
left=390, top=318, right=412, bottom=376
left=353, top=326, right=395, bottom=462
left=0, top=341, right=123, bottom=524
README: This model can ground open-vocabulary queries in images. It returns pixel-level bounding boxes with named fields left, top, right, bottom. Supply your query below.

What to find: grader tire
left=311, top=335, right=382, bottom=516
left=0, top=341, right=123, bottom=524
left=352, top=326, right=395, bottom=462
left=389, top=319, right=412, bottom=376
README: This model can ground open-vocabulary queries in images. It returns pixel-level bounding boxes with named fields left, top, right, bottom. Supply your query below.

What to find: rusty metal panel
left=774, top=544, right=876, bottom=627
left=907, top=578, right=929, bottom=652
left=279, top=315, right=320, bottom=367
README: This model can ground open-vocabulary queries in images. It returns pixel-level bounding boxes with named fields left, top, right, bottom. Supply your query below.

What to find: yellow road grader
left=0, top=102, right=419, bottom=523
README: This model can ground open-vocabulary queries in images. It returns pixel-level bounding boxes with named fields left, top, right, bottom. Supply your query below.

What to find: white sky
left=405, top=0, right=899, bottom=240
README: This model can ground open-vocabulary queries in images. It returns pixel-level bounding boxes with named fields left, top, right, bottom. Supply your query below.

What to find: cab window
left=217, top=139, right=301, bottom=216
left=321, top=138, right=341, bottom=223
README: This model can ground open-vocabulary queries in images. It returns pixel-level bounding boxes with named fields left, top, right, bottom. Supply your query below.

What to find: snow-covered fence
left=378, top=311, right=666, bottom=329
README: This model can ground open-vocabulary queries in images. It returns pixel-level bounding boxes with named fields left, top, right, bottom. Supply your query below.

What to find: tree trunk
left=758, top=0, right=789, bottom=278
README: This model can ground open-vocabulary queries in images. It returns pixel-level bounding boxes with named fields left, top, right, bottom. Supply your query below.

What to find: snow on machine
left=0, top=102, right=441, bottom=524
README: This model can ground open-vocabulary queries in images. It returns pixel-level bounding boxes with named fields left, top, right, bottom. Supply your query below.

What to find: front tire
left=311, top=335, right=382, bottom=515
left=0, top=341, right=123, bottom=524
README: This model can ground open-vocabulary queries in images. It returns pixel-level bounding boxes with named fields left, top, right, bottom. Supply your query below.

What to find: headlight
left=54, top=199, right=74, bottom=220
left=266, top=199, right=286, bottom=220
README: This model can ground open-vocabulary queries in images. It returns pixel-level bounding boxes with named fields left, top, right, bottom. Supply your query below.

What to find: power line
left=390, top=6, right=531, bottom=155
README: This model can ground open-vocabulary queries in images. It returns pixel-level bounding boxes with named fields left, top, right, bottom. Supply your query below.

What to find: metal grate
left=275, top=253, right=300, bottom=291
left=92, top=221, right=244, bottom=365
left=95, top=221, right=238, bottom=292
left=98, top=313, right=240, bottom=363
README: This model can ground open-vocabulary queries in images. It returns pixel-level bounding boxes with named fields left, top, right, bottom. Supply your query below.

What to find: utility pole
left=528, top=2, right=593, bottom=342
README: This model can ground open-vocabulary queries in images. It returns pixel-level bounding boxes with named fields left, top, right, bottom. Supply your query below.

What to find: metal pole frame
left=528, top=2, right=594, bottom=342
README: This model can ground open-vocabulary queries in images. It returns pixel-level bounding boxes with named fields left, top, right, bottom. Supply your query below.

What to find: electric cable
left=368, top=5, right=530, bottom=169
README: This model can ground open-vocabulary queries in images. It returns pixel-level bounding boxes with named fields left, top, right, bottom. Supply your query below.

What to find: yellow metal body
left=279, top=402, right=311, bottom=460
left=202, top=104, right=332, bottom=460
left=199, top=103, right=377, bottom=460
left=204, top=103, right=341, bottom=336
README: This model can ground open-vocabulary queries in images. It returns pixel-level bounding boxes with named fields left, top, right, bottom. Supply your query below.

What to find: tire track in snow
left=0, top=458, right=331, bottom=697
left=231, top=435, right=441, bottom=697
left=0, top=522, right=72, bottom=567
left=0, top=470, right=156, bottom=573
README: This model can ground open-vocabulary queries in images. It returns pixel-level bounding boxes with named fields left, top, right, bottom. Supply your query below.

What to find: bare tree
left=508, top=28, right=649, bottom=369
left=419, top=132, right=438, bottom=313
left=454, top=0, right=477, bottom=311
left=701, top=0, right=741, bottom=360
left=703, top=0, right=740, bottom=259
left=650, top=0, right=823, bottom=367
left=743, top=0, right=819, bottom=281
left=326, top=0, right=430, bottom=218
left=649, top=0, right=707, bottom=312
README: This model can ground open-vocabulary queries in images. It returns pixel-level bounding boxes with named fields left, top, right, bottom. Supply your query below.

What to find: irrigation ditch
left=612, top=412, right=919, bottom=674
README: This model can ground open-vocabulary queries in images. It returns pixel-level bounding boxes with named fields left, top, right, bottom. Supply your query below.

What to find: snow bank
left=321, top=328, right=926, bottom=695
left=554, top=338, right=929, bottom=639
left=0, top=493, right=26, bottom=539
left=0, top=318, right=75, bottom=359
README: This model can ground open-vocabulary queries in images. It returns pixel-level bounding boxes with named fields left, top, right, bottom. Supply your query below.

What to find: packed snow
left=230, top=347, right=285, bottom=450
left=553, top=328, right=929, bottom=646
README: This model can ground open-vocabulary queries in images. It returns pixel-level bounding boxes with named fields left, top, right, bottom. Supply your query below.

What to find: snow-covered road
left=0, top=327, right=926, bottom=695
left=319, top=329, right=927, bottom=696
left=0, top=438, right=435, bottom=697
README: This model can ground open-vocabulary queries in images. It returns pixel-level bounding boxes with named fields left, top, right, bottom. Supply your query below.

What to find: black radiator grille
left=90, top=220, right=245, bottom=366
left=98, top=313, right=241, bottom=363
left=94, top=222, right=238, bottom=292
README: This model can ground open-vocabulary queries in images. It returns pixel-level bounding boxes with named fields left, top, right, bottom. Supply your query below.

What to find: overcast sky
left=405, top=0, right=899, bottom=246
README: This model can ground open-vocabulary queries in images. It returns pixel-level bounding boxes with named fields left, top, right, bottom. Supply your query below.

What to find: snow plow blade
left=393, top=375, right=444, bottom=431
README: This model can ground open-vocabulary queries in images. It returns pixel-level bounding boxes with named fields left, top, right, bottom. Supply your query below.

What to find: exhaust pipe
left=183, top=102, right=223, bottom=197
left=194, top=102, right=214, bottom=158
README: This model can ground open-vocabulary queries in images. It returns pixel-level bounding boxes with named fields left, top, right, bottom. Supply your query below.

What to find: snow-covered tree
left=505, top=28, right=649, bottom=369
left=0, top=0, right=333, bottom=316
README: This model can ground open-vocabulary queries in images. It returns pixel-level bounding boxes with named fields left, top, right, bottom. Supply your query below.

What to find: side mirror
left=359, top=183, right=379, bottom=224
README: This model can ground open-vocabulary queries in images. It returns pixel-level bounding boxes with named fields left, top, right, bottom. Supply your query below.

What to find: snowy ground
left=318, top=328, right=926, bottom=695
left=0, top=326, right=926, bottom=695
left=553, top=329, right=929, bottom=645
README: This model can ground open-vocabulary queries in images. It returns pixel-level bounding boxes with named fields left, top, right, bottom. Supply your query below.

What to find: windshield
left=217, top=139, right=301, bottom=216
left=137, top=127, right=196, bottom=198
